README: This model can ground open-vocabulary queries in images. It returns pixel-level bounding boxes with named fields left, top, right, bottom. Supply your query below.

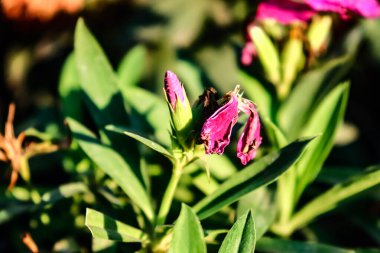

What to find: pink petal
left=164, top=70, right=185, bottom=110
left=256, top=0, right=315, bottom=25
left=237, top=100, right=262, bottom=165
left=201, top=95, right=239, bottom=154
left=306, top=0, right=380, bottom=18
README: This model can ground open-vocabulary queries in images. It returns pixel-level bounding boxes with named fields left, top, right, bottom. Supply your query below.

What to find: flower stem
left=156, top=163, right=182, bottom=226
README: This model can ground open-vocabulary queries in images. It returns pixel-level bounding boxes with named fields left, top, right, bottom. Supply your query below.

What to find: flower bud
left=164, top=70, right=193, bottom=148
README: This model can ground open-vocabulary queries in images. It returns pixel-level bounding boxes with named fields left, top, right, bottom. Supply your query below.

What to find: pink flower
left=200, top=94, right=239, bottom=155
left=200, top=87, right=262, bottom=165
left=164, top=70, right=186, bottom=110
left=237, top=100, right=262, bottom=165
left=256, top=0, right=315, bottom=25
left=241, top=41, right=257, bottom=66
left=306, top=0, right=380, bottom=19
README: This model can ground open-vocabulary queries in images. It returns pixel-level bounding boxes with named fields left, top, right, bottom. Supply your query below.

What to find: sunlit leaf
left=117, top=45, right=147, bottom=88
left=218, top=210, right=256, bottom=253
left=294, top=82, right=349, bottom=201
left=237, top=188, right=275, bottom=240
left=67, top=118, right=154, bottom=221
left=248, top=26, right=281, bottom=85
left=105, top=125, right=174, bottom=161
left=288, top=166, right=380, bottom=233
left=169, top=204, right=206, bottom=253
left=193, top=137, right=314, bottom=220
left=85, top=208, right=148, bottom=243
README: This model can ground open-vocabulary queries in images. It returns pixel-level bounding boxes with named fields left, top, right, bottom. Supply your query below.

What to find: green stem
left=156, top=163, right=182, bottom=226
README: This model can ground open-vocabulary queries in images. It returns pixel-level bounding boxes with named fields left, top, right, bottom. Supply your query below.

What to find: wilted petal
left=237, top=100, right=262, bottom=165
left=164, top=70, right=185, bottom=110
left=201, top=95, right=239, bottom=154
left=256, top=0, right=315, bottom=25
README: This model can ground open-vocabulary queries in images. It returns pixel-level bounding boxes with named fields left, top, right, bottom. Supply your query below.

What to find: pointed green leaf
left=67, top=118, right=154, bottom=221
left=58, top=53, right=83, bottom=121
left=219, top=210, right=256, bottom=253
left=261, top=117, right=288, bottom=150
left=117, top=45, right=147, bottom=88
left=237, top=188, right=276, bottom=240
left=74, top=18, right=128, bottom=128
left=248, top=26, right=281, bottom=85
left=85, top=208, right=148, bottom=243
left=294, top=82, right=349, bottom=201
left=193, top=137, right=314, bottom=220
left=169, top=204, right=206, bottom=253
left=121, top=86, right=171, bottom=146
left=105, top=125, right=174, bottom=161
left=288, top=166, right=380, bottom=233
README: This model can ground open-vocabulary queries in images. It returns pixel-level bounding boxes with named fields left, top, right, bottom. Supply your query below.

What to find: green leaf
left=67, top=118, right=154, bottom=221
left=256, top=237, right=358, bottom=253
left=74, top=18, right=128, bottom=128
left=117, top=45, right=147, bottom=88
left=85, top=208, right=148, bottom=243
left=248, top=26, right=281, bottom=85
left=121, top=86, right=171, bottom=147
left=238, top=71, right=274, bottom=120
left=169, top=204, right=206, bottom=253
left=278, top=26, right=361, bottom=139
left=41, top=182, right=88, bottom=204
left=193, top=137, right=314, bottom=220
left=237, top=188, right=276, bottom=240
left=261, top=117, right=288, bottom=150
left=218, top=210, right=256, bottom=253
left=294, top=82, right=349, bottom=201
left=105, top=125, right=174, bottom=161
left=0, top=182, right=88, bottom=225
left=279, top=37, right=305, bottom=98
left=58, top=53, right=83, bottom=121
left=175, top=60, right=204, bottom=101
left=278, top=58, right=353, bottom=139
left=287, top=166, right=380, bottom=234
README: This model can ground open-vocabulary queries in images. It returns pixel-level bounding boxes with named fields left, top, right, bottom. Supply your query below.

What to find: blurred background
left=1, top=0, right=380, bottom=251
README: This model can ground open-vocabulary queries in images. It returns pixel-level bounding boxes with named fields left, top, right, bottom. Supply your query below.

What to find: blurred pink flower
left=201, top=94, right=239, bottom=155
left=256, top=0, right=316, bottom=24
left=306, top=0, right=380, bottom=19
left=164, top=70, right=186, bottom=110
left=241, top=41, right=257, bottom=66
left=237, top=100, right=262, bottom=165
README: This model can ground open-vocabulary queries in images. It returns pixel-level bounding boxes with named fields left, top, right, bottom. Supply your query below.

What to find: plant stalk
left=156, top=163, right=182, bottom=226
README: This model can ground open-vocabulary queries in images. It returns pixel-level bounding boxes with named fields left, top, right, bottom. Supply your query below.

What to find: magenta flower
left=200, top=87, right=262, bottom=165
left=306, top=0, right=380, bottom=19
left=200, top=94, right=239, bottom=155
left=241, top=41, right=257, bottom=66
left=164, top=70, right=186, bottom=110
left=237, top=100, right=262, bottom=165
left=256, top=0, right=315, bottom=25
